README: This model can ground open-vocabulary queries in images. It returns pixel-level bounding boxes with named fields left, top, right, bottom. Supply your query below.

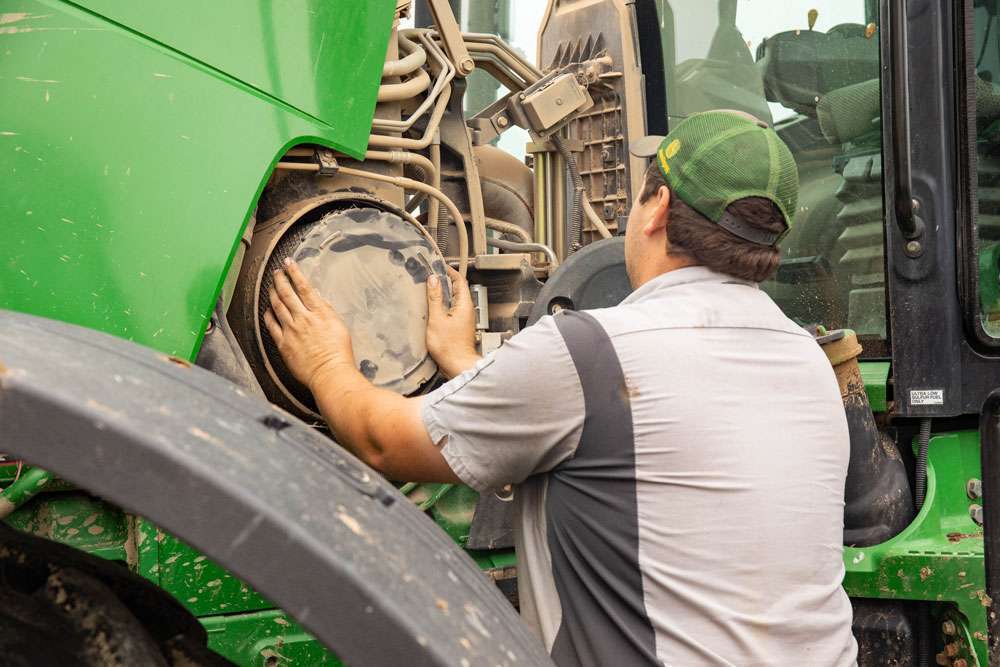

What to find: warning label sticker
left=910, top=389, right=944, bottom=406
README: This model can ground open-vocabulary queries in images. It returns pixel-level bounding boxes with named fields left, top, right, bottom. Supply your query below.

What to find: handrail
left=888, top=0, right=925, bottom=253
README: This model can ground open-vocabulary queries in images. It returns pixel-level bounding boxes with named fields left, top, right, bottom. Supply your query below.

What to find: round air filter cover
left=260, top=207, right=450, bottom=413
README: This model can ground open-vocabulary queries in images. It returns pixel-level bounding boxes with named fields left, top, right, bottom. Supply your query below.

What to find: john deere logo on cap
left=657, top=147, right=671, bottom=175
left=665, top=139, right=681, bottom=158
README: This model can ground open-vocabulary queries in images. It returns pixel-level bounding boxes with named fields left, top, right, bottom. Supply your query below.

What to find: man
left=264, top=110, right=857, bottom=666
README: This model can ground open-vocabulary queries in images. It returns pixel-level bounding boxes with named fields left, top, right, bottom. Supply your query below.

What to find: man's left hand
left=264, top=259, right=356, bottom=391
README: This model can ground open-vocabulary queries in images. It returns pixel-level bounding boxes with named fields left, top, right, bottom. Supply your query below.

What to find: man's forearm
left=307, top=362, right=461, bottom=484
left=308, top=362, right=394, bottom=469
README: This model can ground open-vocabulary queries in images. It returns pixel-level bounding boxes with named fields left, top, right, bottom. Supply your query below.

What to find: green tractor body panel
left=1, top=2, right=397, bottom=662
left=75, top=0, right=391, bottom=138
left=0, top=0, right=394, bottom=361
left=843, top=430, right=987, bottom=665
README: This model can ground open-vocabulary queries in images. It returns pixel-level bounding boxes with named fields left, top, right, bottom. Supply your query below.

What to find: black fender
left=0, top=310, right=550, bottom=667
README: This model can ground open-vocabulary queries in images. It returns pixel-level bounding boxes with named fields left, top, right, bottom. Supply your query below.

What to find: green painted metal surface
left=203, top=609, right=341, bottom=666
left=0, top=0, right=394, bottom=361
left=73, top=0, right=388, bottom=145
left=859, top=360, right=890, bottom=413
left=135, top=518, right=273, bottom=617
left=843, top=430, right=987, bottom=665
left=5, top=491, right=132, bottom=563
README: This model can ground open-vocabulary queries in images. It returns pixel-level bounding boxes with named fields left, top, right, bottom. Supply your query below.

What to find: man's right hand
left=426, top=266, right=481, bottom=379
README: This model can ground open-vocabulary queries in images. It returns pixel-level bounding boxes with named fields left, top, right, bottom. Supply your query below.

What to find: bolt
left=906, top=240, right=922, bottom=255
left=971, top=504, right=984, bottom=526
left=555, top=97, right=564, bottom=106
left=943, top=620, right=957, bottom=636
left=550, top=303, right=564, bottom=314
left=496, top=116, right=509, bottom=128
left=968, top=478, right=982, bottom=500
left=458, top=58, right=475, bottom=75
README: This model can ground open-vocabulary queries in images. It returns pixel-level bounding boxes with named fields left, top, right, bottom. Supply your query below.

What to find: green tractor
left=4, top=0, right=1000, bottom=664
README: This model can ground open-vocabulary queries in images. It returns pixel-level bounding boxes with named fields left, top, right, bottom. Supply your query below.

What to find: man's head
left=624, top=110, right=799, bottom=287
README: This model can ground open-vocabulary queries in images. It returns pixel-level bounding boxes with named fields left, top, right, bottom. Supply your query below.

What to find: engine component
left=231, top=198, right=449, bottom=420
left=818, top=329, right=914, bottom=546
left=521, top=72, right=592, bottom=132
left=527, top=237, right=630, bottom=324
left=538, top=0, right=650, bottom=239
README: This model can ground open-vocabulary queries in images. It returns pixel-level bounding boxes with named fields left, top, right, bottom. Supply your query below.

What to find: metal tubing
left=533, top=153, right=547, bottom=249
left=487, top=237, right=559, bottom=268
left=463, top=34, right=542, bottom=83
left=550, top=151, right=567, bottom=260
left=485, top=217, right=531, bottom=243
left=373, top=30, right=455, bottom=133
left=334, top=166, right=469, bottom=277
left=364, top=150, right=436, bottom=184
left=0, top=467, right=53, bottom=519
left=273, top=162, right=317, bottom=172
left=272, top=162, right=452, bottom=260
left=369, top=83, right=451, bottom=150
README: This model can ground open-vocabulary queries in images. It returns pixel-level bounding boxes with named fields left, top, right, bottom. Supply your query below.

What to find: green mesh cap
left=629, top=110, right=799, bottom=246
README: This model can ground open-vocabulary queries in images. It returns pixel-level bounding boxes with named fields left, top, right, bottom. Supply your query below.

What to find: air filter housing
left=234, top=205, right=450, bottom=419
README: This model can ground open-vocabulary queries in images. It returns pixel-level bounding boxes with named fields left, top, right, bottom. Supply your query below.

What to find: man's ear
left=642, top=185, right=671, bottom=237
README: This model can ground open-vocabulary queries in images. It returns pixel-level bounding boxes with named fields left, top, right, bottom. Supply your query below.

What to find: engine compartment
left=222, top=5, right=640, bottom=422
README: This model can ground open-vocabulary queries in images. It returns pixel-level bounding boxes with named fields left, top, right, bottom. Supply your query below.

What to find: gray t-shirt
left=421, top=266, right=857, bottom=666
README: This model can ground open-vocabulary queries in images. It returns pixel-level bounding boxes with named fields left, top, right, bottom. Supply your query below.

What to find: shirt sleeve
left=420, top=314, right=585, bottom=492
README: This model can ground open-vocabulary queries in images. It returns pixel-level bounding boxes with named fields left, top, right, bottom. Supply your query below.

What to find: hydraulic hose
left=382, top=32, right=426, bottom=78
left=377, top=68, right=431, bottom=103
left=553, top=136, right=584, bottom=253
left=427, top=141, right=442, bottom=246
left=436, top=202, right=450, bottom=252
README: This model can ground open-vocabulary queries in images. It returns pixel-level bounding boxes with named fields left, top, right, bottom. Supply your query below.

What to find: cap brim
left=628, top=135, right=666, bottom=159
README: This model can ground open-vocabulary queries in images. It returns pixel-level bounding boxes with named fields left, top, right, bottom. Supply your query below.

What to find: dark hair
left=637, top=162, right=787, bottom=282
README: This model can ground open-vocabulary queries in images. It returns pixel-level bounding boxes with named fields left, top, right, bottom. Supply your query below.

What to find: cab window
left=653, top=1, right=885, bottom=353
left=969, top=3, right=1000, bottom=341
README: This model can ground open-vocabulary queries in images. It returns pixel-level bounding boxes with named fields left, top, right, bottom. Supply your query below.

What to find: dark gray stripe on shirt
left=548, top=310, right=660, bottom=666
